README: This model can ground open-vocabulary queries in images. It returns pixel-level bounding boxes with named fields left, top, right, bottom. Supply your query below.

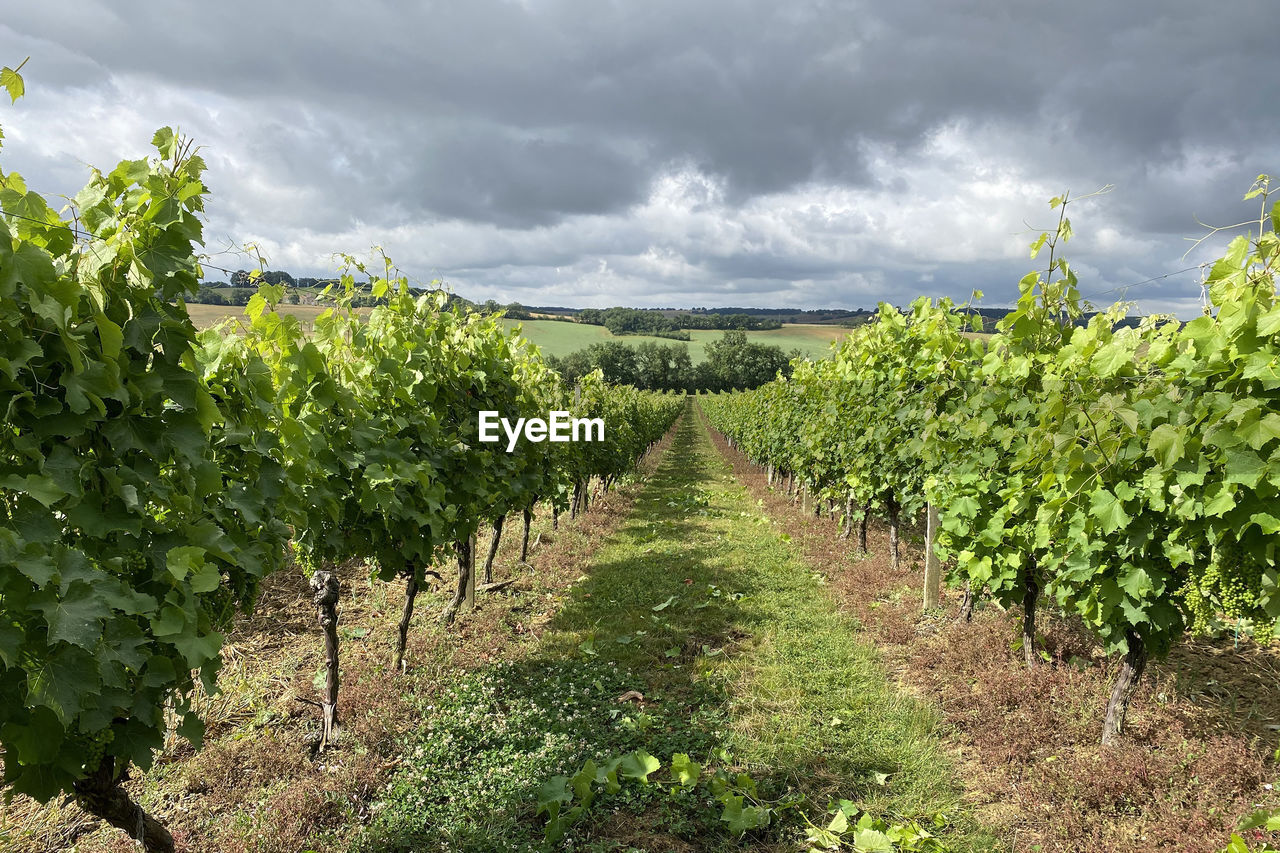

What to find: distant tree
left=191, top=286, right=227, bottom=305
left=635, top=341, right=694, bottom=391
left=258, top=270, right=296, bottom=287
left=584, top=341, right=640, bottom=386
left=703, top=330, right=794, bottom=390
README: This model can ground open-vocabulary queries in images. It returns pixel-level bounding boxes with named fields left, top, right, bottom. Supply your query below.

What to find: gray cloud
left=1, top=1, right=1278, bottom=314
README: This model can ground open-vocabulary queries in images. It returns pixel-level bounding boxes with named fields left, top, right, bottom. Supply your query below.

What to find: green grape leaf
left=852, top=827, right=895, bottom=852
left=0, top=63, right=24, bottom=104
left=617, top=749, right=660, bottom=782
left=720, top=795, right=771, bottom=835
left=0, top=474, right=68, bottom=508
left=670, top=752, right=702, bottom=787
left=33, top=582, right=105, bottom=649
left=1249, top=512, right=1280, bottom=535
left=1089, top=489, right=1130, bottom=535
left=27, top=646, right=100, bottom=721
left=1147, top=424, right=1184, bottom=468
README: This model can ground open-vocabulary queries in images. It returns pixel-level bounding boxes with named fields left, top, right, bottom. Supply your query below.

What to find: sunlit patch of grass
left=358, top=412, right=995, bottom=851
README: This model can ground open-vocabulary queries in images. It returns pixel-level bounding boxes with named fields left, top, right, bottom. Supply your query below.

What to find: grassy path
left=358, top=408, right=991, bottom=851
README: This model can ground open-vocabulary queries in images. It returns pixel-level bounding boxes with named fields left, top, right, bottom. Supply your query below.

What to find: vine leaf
left=617, top=749, right=660, bottom=782
left=34, top=582, right=105, bottom=649
left=0, top=64, right=24, bottom=103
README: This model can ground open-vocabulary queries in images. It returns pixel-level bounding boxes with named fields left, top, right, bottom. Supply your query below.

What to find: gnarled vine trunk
left=1022, top=559, right=1040, bottom=668
left=520, top=506, right=533, bottom=562
left=482, top=515, right=504, bottom=584
left=75, top=756, right=174, bottom=853
left=310, top=569, right=340, bottom=749
left=857, top=501, right=870, bottom=555
left=393, top=572, right=418, bottom=672
left=959, top=582, right=976, bottom=621
left=440, top=537, right=474, bottom=626
left=1102, top=630, right=1148, bottom=745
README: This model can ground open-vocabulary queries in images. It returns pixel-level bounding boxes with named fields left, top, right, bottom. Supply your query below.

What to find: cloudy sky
left=1, top=2, right=1276, bottom=315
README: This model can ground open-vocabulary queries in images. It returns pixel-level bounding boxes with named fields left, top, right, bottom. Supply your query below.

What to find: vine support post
left=310, top=569, right=341, bottom=750
left=1101, top=630, right=1148, bottom=745
left=74, top=756, right=174, bottom=853
left=465, top=533, right=477, bottom=610
left=887, top=495, right=901, bottom=570
left=922, top=503, right=941, bottom=611
left=857, top=501, right=870, bottom=555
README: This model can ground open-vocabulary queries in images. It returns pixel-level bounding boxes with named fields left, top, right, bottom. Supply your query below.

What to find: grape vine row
left=703, top=183, right=1280, bottom=745
left=0, top=109, right=680, bottom=850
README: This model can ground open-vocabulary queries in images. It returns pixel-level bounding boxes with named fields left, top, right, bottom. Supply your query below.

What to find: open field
left=186, top=302, right=334, bottom=329
left=501, top=319, right=851, bottom=362
left=186, top=305, right=849, bottom=363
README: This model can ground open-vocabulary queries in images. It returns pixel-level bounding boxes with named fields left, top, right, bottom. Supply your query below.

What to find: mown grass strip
left=357, top=410, right=996, bottom=852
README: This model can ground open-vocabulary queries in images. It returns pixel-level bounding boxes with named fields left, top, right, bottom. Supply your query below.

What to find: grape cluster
left=1179, top=537, right=1268, bottom=638
left=1214, top=538, right=1263, bottom=618
left=79, top=727, right=115, bottom=776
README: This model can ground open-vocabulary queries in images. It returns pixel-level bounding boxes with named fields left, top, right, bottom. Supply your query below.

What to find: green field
left=188, top=304, right=850, bottom=363
left=502, top=318, right=850, bottom=363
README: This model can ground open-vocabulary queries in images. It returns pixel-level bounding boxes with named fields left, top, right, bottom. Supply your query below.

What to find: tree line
left=576, top=306, right=783, bottom=337
left=546, top=331, right=797, bottom=392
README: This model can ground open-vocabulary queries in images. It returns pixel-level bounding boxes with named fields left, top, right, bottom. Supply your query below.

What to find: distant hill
left=193, top=271, right=1144, bottom=330
left=956, top=306, right=1144, bottom=331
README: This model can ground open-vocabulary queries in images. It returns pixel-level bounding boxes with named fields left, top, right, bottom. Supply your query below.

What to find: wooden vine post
left=465, top=532, right=478, bottom=611
left=922, top=503, right=942, bottom=610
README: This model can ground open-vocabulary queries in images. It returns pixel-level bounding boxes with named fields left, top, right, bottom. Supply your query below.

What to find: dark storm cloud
left=1, top=1, right=1278, bottom=312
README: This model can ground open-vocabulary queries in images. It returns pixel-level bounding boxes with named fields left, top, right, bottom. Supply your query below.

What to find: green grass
left=501, top=319, right=851, bottom=363
left=356, top=408, right=995, bottom=852
left=187, top=303, right=849, bottom=362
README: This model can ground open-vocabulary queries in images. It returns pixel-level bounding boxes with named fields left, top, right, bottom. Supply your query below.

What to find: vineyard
left=701, top=187, right=1280, bottom=845
left=0, top=106, right=682, bottom=850
left=3, top=59, right=1280, bottom=853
